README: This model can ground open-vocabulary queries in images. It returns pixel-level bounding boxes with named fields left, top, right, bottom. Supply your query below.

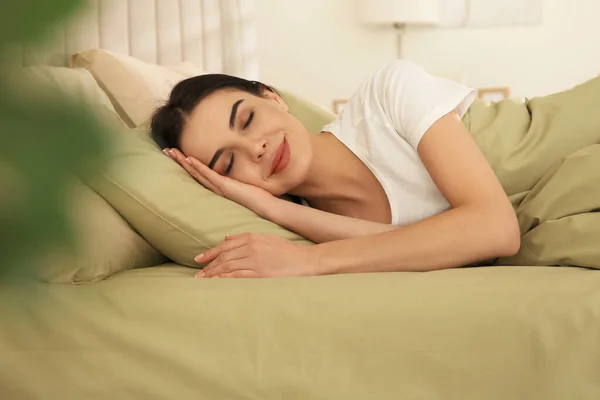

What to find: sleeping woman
left=150, top=59, right=521, bottom=278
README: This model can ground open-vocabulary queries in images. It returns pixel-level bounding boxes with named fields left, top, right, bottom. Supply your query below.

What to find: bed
left=1, top=1, right=599, bottom=399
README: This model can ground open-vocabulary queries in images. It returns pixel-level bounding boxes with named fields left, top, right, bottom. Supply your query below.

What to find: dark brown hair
left=150, top=74, right=276, bottom=150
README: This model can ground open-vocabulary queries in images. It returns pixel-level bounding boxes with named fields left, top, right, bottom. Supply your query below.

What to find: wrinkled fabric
left=1, top=265, right=599, bottom=400
left=463, top=76, right=600, bottom=268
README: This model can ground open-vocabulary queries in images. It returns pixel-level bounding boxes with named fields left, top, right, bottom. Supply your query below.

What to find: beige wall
left=256, top=0, right=600, bottom=111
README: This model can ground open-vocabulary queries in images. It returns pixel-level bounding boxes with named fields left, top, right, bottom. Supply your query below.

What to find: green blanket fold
left=463, top=76, right=600, bottom=268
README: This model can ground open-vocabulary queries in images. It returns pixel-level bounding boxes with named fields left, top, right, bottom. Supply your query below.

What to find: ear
left=262, top=89, right=289, bottom=112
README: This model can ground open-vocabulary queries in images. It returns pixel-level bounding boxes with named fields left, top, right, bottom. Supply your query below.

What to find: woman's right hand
left=164, top=148, right=278, bottom=219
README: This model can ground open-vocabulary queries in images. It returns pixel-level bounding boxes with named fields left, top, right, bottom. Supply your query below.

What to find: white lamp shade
left=358, top=0, right=441, bottom=26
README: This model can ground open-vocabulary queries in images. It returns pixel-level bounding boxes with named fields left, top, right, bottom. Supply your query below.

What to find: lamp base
left=392, top=23, right=406, bottom=59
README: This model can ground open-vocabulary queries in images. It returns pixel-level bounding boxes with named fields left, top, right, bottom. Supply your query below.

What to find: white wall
left=256, top=0, right=600, bottom=111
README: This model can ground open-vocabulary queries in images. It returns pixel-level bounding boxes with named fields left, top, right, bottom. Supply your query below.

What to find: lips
left=270, top=138, right=290, bottom=176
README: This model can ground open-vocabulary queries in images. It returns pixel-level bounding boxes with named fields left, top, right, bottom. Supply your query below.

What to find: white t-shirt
left=322, top=59, right=476, bottom=226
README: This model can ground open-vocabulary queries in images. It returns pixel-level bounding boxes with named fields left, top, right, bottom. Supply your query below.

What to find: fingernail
left=162, top=149, right=169, bottom=156
left=195, top=270, right=205, bottom=278
left=168, top=149, right=175, bottom=157
left=194, top=253, right=204, bottom=262
left=185, top=158, right=192, bottom=164
left=212, top=276, right=220, bottom=279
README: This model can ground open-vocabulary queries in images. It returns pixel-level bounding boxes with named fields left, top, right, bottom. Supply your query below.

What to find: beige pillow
left=38, top=177, right=166, bottom=284
left=70, top=49, right=205, bottom=128
left=6, top=65, right=165, bottom=282
left=5, top=65, right=121, bottom=121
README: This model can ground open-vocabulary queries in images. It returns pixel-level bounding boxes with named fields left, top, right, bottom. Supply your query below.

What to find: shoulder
left=350, top=59, right=476, bottom=148
left=323, top=60, right=431, bottom=125
left=362, top=59, right=433, bottom=91
left=348, top=59, right=439, bottom=112
left=374, top=59, right=430, bottom=77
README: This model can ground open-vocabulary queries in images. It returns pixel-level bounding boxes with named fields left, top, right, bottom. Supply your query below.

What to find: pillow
left=79, top=127, right=313, bottom=267
left=38, top=176, right=166, bottom=284
left=6, top=65, right=165, bottom=282
left=5, top=65, right=121, bottom=121
left=70, top=49, right=205, bottom=128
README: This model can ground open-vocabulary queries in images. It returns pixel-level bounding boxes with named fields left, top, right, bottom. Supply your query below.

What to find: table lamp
left=358, top=0, right=441, bottom=58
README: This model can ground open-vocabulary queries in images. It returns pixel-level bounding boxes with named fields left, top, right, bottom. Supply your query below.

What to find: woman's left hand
left=194, top=234, right=320, bottom=278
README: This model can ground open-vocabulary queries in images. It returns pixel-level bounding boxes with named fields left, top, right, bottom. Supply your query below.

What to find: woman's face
left=179, top=88, right=313, bottom=196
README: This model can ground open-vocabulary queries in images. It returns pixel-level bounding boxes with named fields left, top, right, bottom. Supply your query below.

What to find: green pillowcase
left=79, top=91, right=335, bottom=267
left=38, top=177, right=166, bottom=283
left=80, top=129, right=307, bottom=267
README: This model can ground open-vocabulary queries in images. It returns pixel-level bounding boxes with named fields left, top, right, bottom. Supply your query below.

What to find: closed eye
left=243, top=110, right=254, bottom=130
left=223, top=110, right=252, bottom=175
left=224, top=153, right=235, bottom=175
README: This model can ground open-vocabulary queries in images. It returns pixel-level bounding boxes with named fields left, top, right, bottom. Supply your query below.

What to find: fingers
left=197, top=258, right=258, bottom=277
left=194, top=235, right=249, bottom=264
left=196, top=261, right=232, bottom=277
left=163, top=148, right=220, bottom=193
left=213, top=270, right=260, bottom=278
left=201, top=246, right=248, bottom=277
left=184, top=155, right=228, bottom=195
left=183, top=155, right=211, bottom=174
left=168, top=148, right=190, bottom=168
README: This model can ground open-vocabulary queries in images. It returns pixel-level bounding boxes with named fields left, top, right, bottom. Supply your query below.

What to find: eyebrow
left=229, top=99, right=244, bottom=129
left=209, top=99, right=244, bottom=170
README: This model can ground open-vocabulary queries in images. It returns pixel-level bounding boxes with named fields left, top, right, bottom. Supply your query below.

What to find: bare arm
left=168, top=111, right=519, bottom=275
left=311, top=112, right=520, bottom=273
left=266, top=199, right=395, bottom=243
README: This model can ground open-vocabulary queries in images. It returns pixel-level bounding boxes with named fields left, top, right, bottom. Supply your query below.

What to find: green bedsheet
left=463, top=76, right=600, bottom=268
left=1, top=265, right=599, bottom=399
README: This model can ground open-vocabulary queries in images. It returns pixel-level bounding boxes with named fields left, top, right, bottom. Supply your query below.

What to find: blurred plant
left=0, top=0, right=108, bottom=281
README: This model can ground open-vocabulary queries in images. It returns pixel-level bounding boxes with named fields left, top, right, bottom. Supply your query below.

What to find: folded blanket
left=463, top=76, right=600, bottom=268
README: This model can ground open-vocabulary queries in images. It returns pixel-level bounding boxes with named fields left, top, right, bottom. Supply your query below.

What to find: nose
left=246, top=138, right=267, bottom=163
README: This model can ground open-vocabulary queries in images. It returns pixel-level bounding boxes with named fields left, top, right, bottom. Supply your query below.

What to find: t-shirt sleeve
left=373, top=59, right=476, bottom=149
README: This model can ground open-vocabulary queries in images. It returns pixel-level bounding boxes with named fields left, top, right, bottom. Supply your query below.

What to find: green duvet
left=463, top=76, right=600, bottom=269
left=1, top=265, right=599, bottom=400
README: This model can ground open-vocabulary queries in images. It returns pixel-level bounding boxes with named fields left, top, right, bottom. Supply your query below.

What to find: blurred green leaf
left=0, top=82, right=108, bottom=280
left=0, top=0, right=85, bottom=47
left=0, top=0, right=111, bottom=282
